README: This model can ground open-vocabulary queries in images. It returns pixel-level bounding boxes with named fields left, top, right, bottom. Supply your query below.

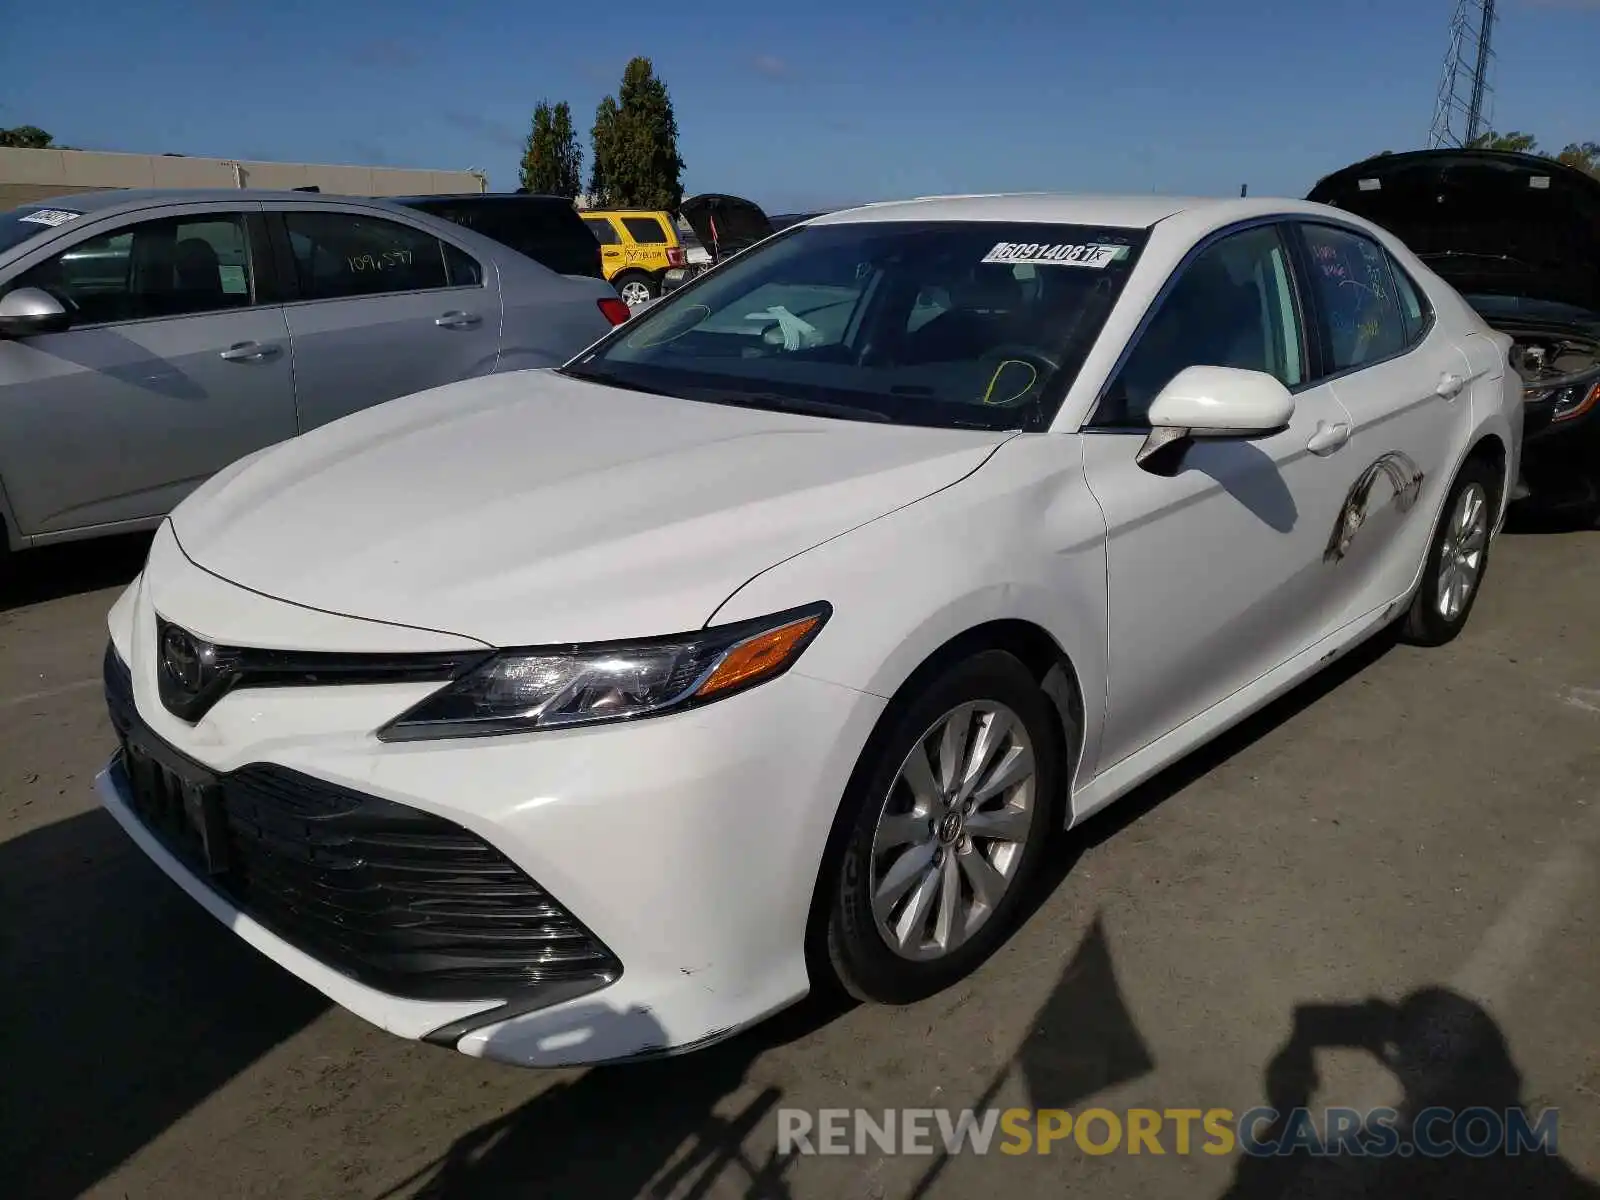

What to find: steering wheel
left=976, top=345, right=1060, bottom=407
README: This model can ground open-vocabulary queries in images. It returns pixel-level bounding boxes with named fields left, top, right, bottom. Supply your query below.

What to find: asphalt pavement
left=2, top=516, right=1597, bottom=1200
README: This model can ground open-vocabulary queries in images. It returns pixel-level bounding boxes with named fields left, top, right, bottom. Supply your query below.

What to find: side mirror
left=0, top=287, right=72, bottom=338
left=1136, top=365, right=1294, bottom=474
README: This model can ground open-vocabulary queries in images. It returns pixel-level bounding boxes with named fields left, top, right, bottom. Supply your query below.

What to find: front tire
left=1401, top=456, right=1498, bottom=646
left=823, top=651, right=1060, bottom=1005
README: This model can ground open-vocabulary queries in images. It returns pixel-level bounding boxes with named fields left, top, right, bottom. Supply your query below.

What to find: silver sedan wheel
left=869, top=701, right=1037, bottom=962
left=618, top=280, right=653, bottom=306
left=1437, top=481, right=1489, bottom=621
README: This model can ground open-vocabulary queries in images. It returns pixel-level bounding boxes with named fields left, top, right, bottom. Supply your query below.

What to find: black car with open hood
left=1308, top=149, right=1600, bottom=515
left=677, top=194, right=776, bottom=262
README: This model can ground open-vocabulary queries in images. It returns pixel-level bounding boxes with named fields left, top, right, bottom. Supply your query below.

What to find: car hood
left=679, top=194, right=776, bottom=258
left=170, top=370, right=1010, bottom=647
left=1306, top=150, right=1600, bottom=317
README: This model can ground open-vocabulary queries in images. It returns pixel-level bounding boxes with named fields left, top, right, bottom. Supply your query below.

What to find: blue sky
left=6, top=0, right=1598, bottom=213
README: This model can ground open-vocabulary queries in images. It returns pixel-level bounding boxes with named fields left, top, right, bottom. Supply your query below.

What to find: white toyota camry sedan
left=99, top=194, right=1522, bottom=1067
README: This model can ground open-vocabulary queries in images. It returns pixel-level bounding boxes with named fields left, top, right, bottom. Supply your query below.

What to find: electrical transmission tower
left=1429, top=0, right=1499, bottom=148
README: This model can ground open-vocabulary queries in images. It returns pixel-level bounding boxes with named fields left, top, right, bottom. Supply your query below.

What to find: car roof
left=8, top=188, right=427, bottom=217
left=392, top=192, right=572, bottom=205
left=809, top=192, right=1298, bottom=230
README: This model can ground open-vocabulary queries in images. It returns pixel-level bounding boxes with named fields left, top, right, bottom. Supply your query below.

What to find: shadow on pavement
left=372, top=997, right=846, bottom=1200
left=1503, top=502, right=1599, bottom=537
left=1218, top=987, right=1600, bottom=1199
left=1015, top=617, right=1404, bottom=935
left=909, top=920, right=1600, bottom=1200
left=1, top=807, right=327, bottom=1200
left=0, top=530, right=153, bottom=612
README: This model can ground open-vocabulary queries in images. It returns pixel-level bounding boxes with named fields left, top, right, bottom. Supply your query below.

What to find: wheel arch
left=1463, top=430, right=1509, bottom=521
left=799, top=614, right=1089, bottom=992
left=876, top=619, right=1087, bottom=783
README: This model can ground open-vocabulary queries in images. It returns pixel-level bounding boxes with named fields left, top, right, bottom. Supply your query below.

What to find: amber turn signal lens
left=695, top=616, right=822, bottom=698
left=1552, top=379, right=1600, bottom=424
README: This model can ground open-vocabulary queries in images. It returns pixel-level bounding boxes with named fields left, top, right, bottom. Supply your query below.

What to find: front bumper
left=100, top=529, right=885, bottom=1066
left=1518, top=387, right=1600, bottom=512
left=661, top=265, right=707, bottom=293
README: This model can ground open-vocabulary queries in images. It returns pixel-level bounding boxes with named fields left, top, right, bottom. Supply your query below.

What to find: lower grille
left=103, top=643, right=622, bottom=1002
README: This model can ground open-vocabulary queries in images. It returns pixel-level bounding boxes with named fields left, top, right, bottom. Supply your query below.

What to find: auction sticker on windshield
left=18, top=208, right=82, bottom=227
left=981, top=241, right=1129, bottom=268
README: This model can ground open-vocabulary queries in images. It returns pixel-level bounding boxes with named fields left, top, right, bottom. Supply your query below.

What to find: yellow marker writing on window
left=982, top=359, right=1038, bottom=406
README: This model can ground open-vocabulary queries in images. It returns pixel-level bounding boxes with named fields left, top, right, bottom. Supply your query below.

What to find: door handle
left=218, top=341, right=279, bottom=362
left=435, top=311, right=482, bottom=329
left=1436, top=372, right=1466, bottom=399
left=1306, top=420, right=1351, bottom=456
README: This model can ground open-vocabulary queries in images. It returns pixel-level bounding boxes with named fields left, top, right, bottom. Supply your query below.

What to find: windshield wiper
left=1419, top=250, right=1535, bottom=269
left=693, top=390, right=894, bottom=423
left=556, top=366, right=679, bottom=398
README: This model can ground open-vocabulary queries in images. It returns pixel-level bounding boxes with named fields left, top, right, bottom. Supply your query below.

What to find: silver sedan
left=0, top=189, right=624, bottom=558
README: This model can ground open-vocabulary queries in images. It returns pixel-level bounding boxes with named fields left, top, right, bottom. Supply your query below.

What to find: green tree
left=519, top=100, right=582, bottom=197
left=588, top=95, right=620, bottom=206
left=590, top=57, right=685, bottom=210
left=1462, top=130, right=1599, bottom=178
left=1465, top=130, right=1539, bottom=153
left=0, top=125, right=54, bottom=148
left=1555, top=141, right=1600, bottom=178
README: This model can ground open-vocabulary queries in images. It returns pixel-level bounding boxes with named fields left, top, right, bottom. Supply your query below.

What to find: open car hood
left=1306, top=150, right=1600, bottom=316
left=678, top=193, right=776, bottom=260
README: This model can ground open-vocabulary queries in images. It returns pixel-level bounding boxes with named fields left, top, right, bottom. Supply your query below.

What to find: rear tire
left=1401, top=456, right=1498, bottom=646
left=613, top=271, right=658, bottom=307
left=822, top=650, right=1060, bottom=1005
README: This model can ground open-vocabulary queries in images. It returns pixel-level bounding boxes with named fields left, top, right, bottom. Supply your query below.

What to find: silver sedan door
left=0, top=204, right=296, bottom=538
left=266, top=205, right=501, bottom=433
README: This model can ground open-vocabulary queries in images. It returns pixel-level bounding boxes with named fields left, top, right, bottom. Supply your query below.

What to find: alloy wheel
left=1437, top=480, right=1488, bottom=621
left=868, top=701, right=1037, bottom=961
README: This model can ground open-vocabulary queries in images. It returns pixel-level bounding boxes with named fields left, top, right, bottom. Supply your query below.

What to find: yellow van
left=580, top=210, right=697, bottom=305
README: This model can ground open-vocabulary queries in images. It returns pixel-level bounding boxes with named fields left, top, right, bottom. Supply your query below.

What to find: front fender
left=707, top=434, right=1110, bottom=794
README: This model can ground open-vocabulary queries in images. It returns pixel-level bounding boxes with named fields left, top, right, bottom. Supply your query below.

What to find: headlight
left=1524, top=368, right=1600, bottom=424
left=377, top=602, right=830, bottom=741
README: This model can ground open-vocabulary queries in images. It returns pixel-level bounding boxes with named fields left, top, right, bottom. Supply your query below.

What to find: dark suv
left=390, top=193, right=605, bottom=281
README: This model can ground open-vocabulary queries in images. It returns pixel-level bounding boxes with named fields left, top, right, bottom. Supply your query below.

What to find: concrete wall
left=0, top=148, right=488, bottom=209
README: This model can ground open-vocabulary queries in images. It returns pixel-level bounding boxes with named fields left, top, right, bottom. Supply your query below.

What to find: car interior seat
left=172, top=239, right=227, bottom=310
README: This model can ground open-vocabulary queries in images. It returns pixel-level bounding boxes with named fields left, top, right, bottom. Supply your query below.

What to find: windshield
left=0, top=205, right=87, bottom=256
left=563, top=220, right=1147, bottom=430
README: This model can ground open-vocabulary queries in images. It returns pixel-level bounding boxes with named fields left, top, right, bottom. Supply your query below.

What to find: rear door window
left=1298, top=223, right=1409, bottom=374
left=283, top=211, right=472, bottom=299
left=621, top=216, right=668, bottom=245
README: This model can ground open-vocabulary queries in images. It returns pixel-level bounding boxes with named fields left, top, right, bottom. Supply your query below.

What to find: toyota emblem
left=161, top=625, right=204, bottom=695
